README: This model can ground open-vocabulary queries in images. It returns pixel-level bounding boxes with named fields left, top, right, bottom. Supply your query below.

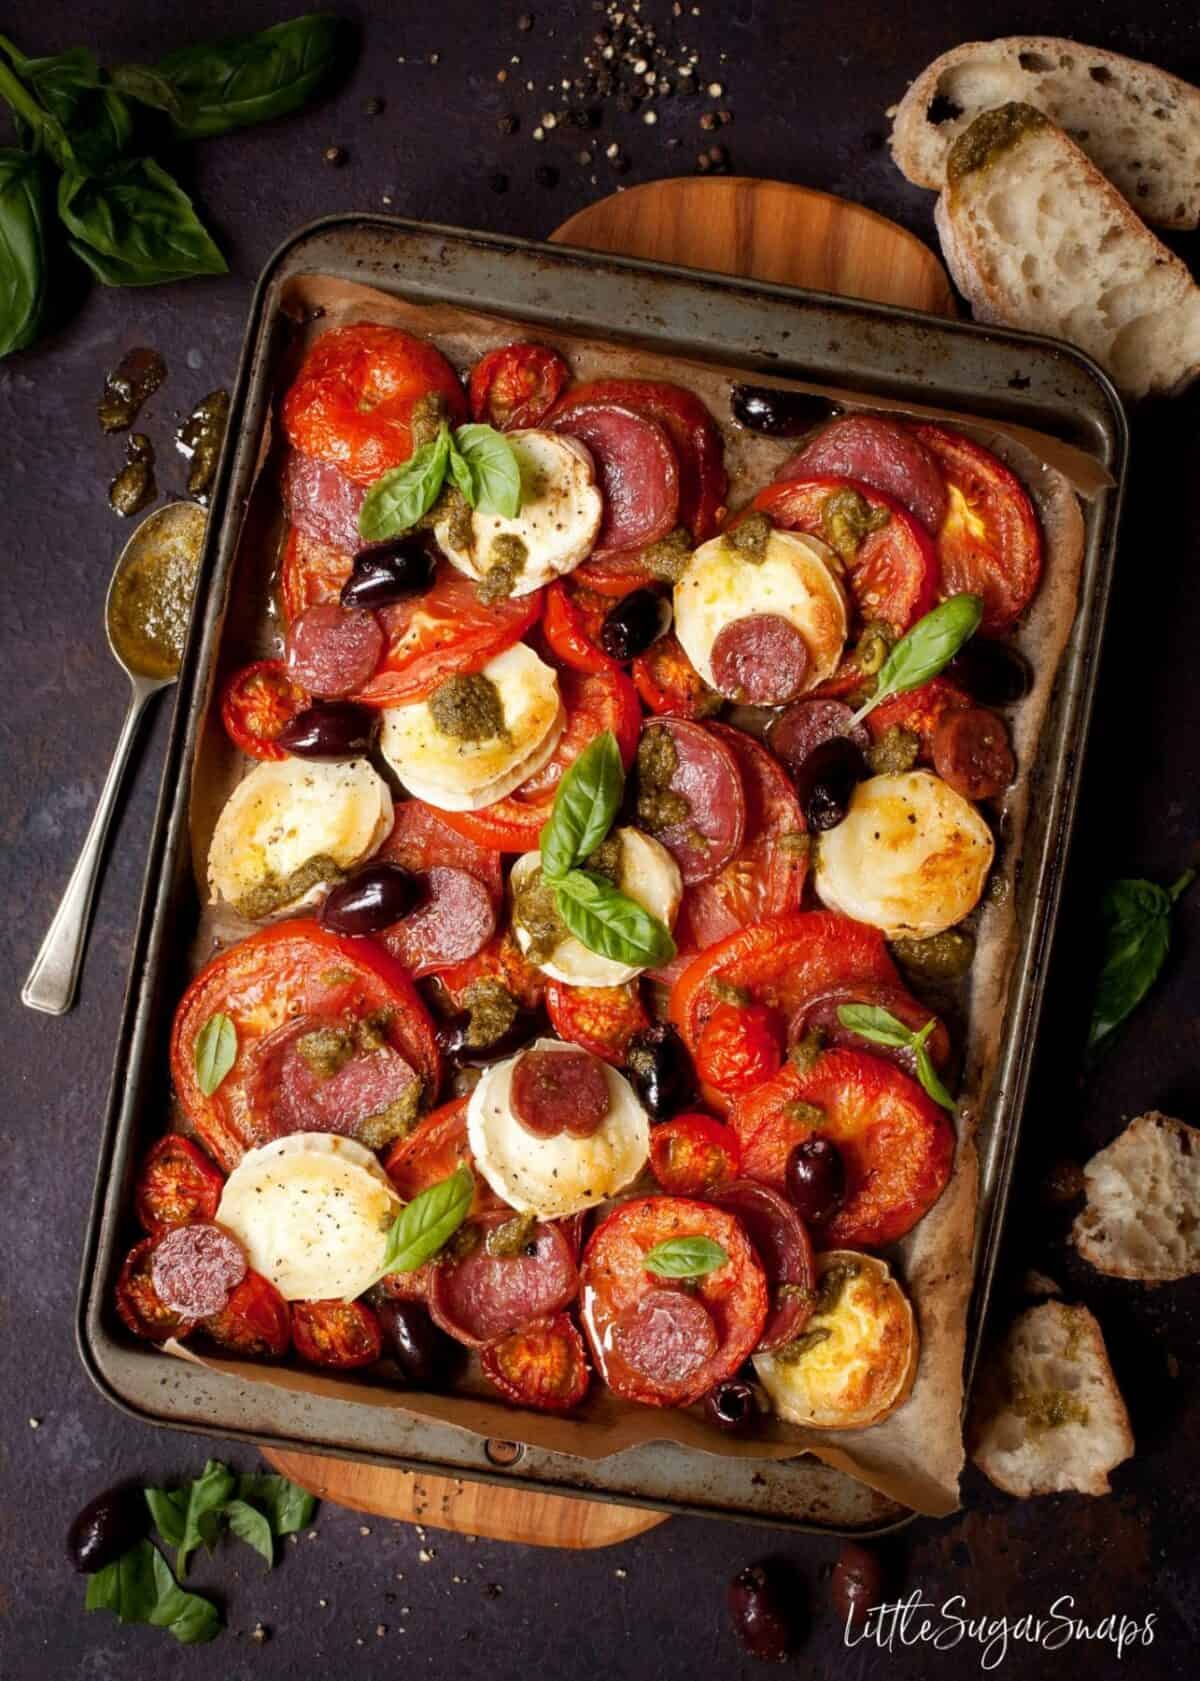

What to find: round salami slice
left=932, top=706, right=1015, bottom=800
left=767, top=698, right=868, bottom=775
left=636, top=717, right=746, bottom=887
left=282, top=450, right=366, bottom=557
left=248, top=1016, right=420, bottom=1145
left=612, top=1288, right=719, bottom=1387
left=378, top=800, right=503, bottom=903
left=549, top=402, right=679, bottom=558
left=380, top=867, right=497, bottom=978
left=710, top=613, right=811, bottom=705
left=777, top=415, right=947, bottom=534
left=428, top=1212, right=580, bottom=1347
left=150, top=1222, right=247, bottom=1320
left=511, top=1046, right=611, bottom=1139
left=285, top=602, right=384, bottom=698
left=715, top=1180, right=816, bottom=1352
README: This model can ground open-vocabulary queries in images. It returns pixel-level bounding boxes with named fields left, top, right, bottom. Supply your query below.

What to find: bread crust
left=1073, top=1111, right=1200, bottom=1281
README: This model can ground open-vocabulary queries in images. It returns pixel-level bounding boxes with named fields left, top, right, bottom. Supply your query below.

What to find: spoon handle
left=22, top=685, right=156, bottom=1016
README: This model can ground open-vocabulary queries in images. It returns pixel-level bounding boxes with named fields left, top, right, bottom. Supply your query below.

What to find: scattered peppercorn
left=323, top=145, right=346, bottom=166
left=708, top=144, right=727, bottom=165
left=517, top=11, right=535, bottom=30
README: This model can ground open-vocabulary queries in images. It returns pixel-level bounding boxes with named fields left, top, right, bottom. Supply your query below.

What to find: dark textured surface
left=2, top=1, right=1199, bottom=1676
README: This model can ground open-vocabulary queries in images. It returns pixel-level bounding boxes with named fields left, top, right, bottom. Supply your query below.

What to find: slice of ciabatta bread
left=970, top=1302, right=1133, bottom=1497
left=936, top=105, right=1200, bottom=398
left=1073, top=1112, right=1200, bottom=1281
left=891, top=37, right=1200, bottom=229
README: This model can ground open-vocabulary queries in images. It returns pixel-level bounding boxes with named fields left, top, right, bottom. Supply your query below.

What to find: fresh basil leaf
left=1088, top=870, right=1194, bottom=1051
left=222, top=1498, right=274, bottom=1567
left=0, top=148, right=49, bottom=359
left=849, top=593, right=983, bottom=729
left=59, top=157, right=227, bottom=285
left=0, top=49, right=76, bottom=171
left=914, top=1035, right=956, bottom=1112
left=143, top=1487, right=187, bottom=1550
left=145, top=1545, right=221, bottom=1644
left=554, top=869, right=676, bottom=968
left=110, top=62, right=186, bottom=122
left=643, top=1236, right=729, bottom=1278
left=235, top=1472, right=316, bottom=1536
left=540, top=730, right=623, bottom=882
left=85, top=1540, right=220, bottom=1644
left=368, top=1165, right=474, bottom=1287
left=358, top=425, right=449, bottom=542
left=194, top=1012, right=237, bottom=1097
left=5, top=46, right=133, bottom=173
left=452, top=423, right=522, bottom=517
left=157, top=15, right=341, bottom=141
left=446, top=436, right=476, bottom=505
left=146, top=1459, right=235, bottom=1576
left=835, top=1002, right=913, bottom=1049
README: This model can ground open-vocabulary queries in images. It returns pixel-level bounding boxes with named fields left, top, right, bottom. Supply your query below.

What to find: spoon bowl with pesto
left=22, top=501, right=207, bottom=1015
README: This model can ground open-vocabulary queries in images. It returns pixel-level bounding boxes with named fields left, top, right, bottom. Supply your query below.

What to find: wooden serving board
left=263, top=178, right=953, bottom=1547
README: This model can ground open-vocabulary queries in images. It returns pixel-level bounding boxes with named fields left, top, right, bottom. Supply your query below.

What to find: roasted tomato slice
left=201, top=1270, right=291, bottom=1358
left=278, top=525, right=354, bottom=624
left=378, top=799, right=503, bottom=901
left=220, top=660, right=307, bottom=761
left=910, top=424, right=1043, bottom=633
left=292, top=1299, right=384, bottom=1369
left=469, top=343, right=570, bottom=431
left=135, top=1135, right=225, bottom=1236
left=649, top=1114, right=741, bottom=1196
left=542, top=579, right=619, bottom=675
left=435, top=931, right=546, bottom=1013
left=170, top=921, right=441, bottom=1173
left=437, top=663, right=641, bottom=851
left=480, top=1312, right=590, bottom=1411
left=544, top=980, right=650, bottom=1066
left=580, top=1196, right=767, bottom=1407
left=695, top=1002, right=784, bottom=1096
left=282, top=322, right=466, bottom=486
left=731, top=1048, right=955, bottom=1248
left=865, top=676, right=972, bottom=758
left=632, top=632, right=718, bottom=719
left=115, top=1238, right=196, bottom=1343
left=753, top=476, right=939, bottom=633
left=383, top=1096, right=502, bottom=1217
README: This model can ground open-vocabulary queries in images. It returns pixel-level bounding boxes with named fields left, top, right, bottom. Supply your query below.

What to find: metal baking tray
left=77, top=215, right=1127, bottom=1535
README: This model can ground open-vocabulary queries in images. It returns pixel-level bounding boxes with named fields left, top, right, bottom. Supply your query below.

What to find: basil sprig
left=150, top=15, right=340, bottom=140
left=85, top=1540, right=220, bottom=1645
left=1088, top=870, right=1195, bottom=1053
left=194, top=1012, right=237, bottom=1097
left=848, top=593, right=983, bottom=729
left=643, top=1236, right=729, bottom=1278
left=358, top=420, right=522, bottom=542
left=367, top=1165, right=474, bottom=1289
left=0, top=148, right=48, bottom=357
left=836, top=1003, right=955, bottom=1111
left=555, top=869, right=677, bottom=968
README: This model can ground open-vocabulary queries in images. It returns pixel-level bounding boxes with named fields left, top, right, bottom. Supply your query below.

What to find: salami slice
left=612, top=1288, right=718, bottom=1387
left=378, top=799, right=503, bottom=903
left=715, top=1180, right=815, bottom=1352
left=249, top=1016, right=420, bottom=1144
left=777, top=415, right=948, bottom=534
left=428, top=1211, right=579, bottom=1347
left=767, top=698, right=868, bottom=775
left=635, top=717, right=746, bottom=887
left=710, top=613, right=811, bottom=705
left=150, top=1223, right=247, bottom=1320
left=549, top=402, right=679, bottom=558
left=282, top=450, right=366, bottom=556
left=380, top=867, right=497, bottom=978
left=931, top=706, right=1015, bottom=800
left=511, top=1046, right=610, bottom=1139
left=285, top=602, right=384, bottom=698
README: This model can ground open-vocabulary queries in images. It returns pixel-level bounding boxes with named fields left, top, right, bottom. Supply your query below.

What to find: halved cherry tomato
left=278, top=525, right=353, bottom=624
left=435, top=931, right=546, bottom=1013
left=469, top=343, right=570, bottom=431
left=649, top=1114, right=741, bottom=1196
left=632, top=632, right=718, bottom=718
left=481, top=1312, right=590, bottom=1411
left=544, top=980, right=650, bottom=1066
left=282, top=323, right=466, bottom=486
left=135, top=1135, right=225, bottom=1236
left=866, top=676, right=971, bottom=758
left=291, top=1299, right=383, bottom=1369
left=437, top=663, right=641, bottom=852
left=753, top=476, right=939, bottom=633
left=383, top=1096, right=502, bottom=1216
left=115, top=1238, right=195, bottom=1343
left=170, top=921, right=441, bottom=1173
left=542, top=580, right=618, bottom=674
left=910, top=424, right=1043, bottom=633
left=201, top=1270, right=291, bottom=1358
left=220, top=660, right=307, bottom=761
left=354, top=563, right=541, bottom=708
left=696, top=1002, right=784, bottom=1095
left=731, top=1048, right=955, bottom=1248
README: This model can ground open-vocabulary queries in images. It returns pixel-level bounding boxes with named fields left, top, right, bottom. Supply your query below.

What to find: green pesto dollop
left=477, top=533, right=528, bottom=605
left=428, top=483, right=474, bottom=550
left=513, top=868, right=568, bottom=965
left=947, top=102, right=1048, bottom=186
left=429, top=672, right=506, bottom=742
left=788, top=1029, right=825, bottom=1073
left=585, top=832, right=623, bottom=884
left=820, top=489, right=889, bottom=562
left=783, top=1098, right=825, bottom=1129
left=641, top=526, right=695, bottom=583
left=813, top=1258, right=862, bottom=1316
left=867, top=724, right=921, bottom=775
left=774, top=1326, right=832, bottom=1365
left=891, top=928, right=976, bottom=981
left=459, top=978, right=520, bottom=1049
left=297, top=1025, right=356, bottom=1080
left=176, top=388, right=230, bottom=504
left=358, top=1080, right=424, bottom=1150
left=109, top=432, right=157, bottom=518
left=408, top=392, right=448, bottom=451
left=635, top=724, right=691, bottom=833
left=98, top=347, right=166, bottom=433
left=486, top=1211, right=538, bottom=1258
left=1008, top=1386, right=1090, bottom=1432
left=727, top=511, right=772, bottom=562
left=233, top=853, right=344, bottom=921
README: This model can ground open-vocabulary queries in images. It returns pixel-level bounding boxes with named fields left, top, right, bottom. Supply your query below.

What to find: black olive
left=67, top=1486, right=146, bottom=1574
left=785, top=1137, right=845, bottom=1226
left=946, top=638, right=1033, bottom=705
left=374, top=1298, right=456, bottom=1386
left=730, top=383, right=836, bottom=438
left=340, top=538, right=436, bottom=608
left=599, top=588, right=672, bottom=661
left=791, top=736, right=867, bottom=831
left=626, top=1022, right=696, bottom=1119
left=830, top=1541, right=884, bottom=1631
left=275, top=699, right=380, bottom=760
left=436, top=1006, right=542, bottom=1066
left=705, top=1380, right=757, bottom=1434
left=320, top=864, right=421, bottom=935
left=727, top=1562, right=800, bottom=1661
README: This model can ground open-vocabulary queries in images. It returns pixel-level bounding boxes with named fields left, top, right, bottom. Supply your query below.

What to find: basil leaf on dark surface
left=451, top=422, right=522, bottom=517
left=836, top=1002, right=955, bottom=1111
left=221, top=1499, right=274, bottom=1567
left=0, top=149, right=49, bottom=358
left=2, top=44, right=133, bottom=173
left=235, top=1473, right=316, bottom=1536
left=156, top=14, right=341, bottom=140
left=59, top=157, right=227, bottom=285
left=540, top=729, right=623, bottom=881
left=369, top=1165, right=474, bottom=1286
left=553, top=869, right=676, bottom=968
left=1088, top=870, right=1195, bottom=1052
left=194, top=1012, right=237, bottom=1097
left=643, top=1236, right=729, bottom=1278
left=85, top=1540, right=220, bottom=1644
left=146, top=1459, right=235, bottom=1576
left=110, top=62, right=186, bottom=122
left=849, top=593, right=983, bottom=728
left=358, top=425, right=450, bottom=541
left=0, top=50, right=76, bottom=170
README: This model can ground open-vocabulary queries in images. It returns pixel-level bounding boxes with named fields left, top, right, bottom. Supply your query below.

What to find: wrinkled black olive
left=626, top=1022, right=696, bottom=1119
left=705, top=1380, right=757, bottom=1434
left=341, top=539, right=436, bottom=608
left=785, top=1137, right=845, bottom=1226
left=599, top=588, right=672, bottom=661
left=275, top=699, right=380, bottom=760
left=435, top=1007, right=542, bottom=1066
left=830, top=1541, right=884, bottom=1630
left=946, top=638, right=1033, bottom=705
left=67, top=1486, right=146, bottom=1574
left=791, top=736, right=867, bottom=831
left=374, top=1298, right=455, bottom=1386
left=727, top=1562, right=800, bottom=1661
left=730, top=383, right=836, bottom=438
left=320, top=864, right=421, bottom=935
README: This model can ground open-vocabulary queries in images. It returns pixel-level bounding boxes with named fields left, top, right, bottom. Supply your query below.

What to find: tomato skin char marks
left=201, top=1271, right=291, bottom=1358
left=135, top=1135, right=225, bottom=1235
left=632, top=633, right=715, bottom=719
left=221, top=661, right=307, bottom=761
left=292, top=1299, right=383, bottom=1369
left=581, top=1196, right=767, bottom=1407
left=469, top=343, right=569, bottom=431
left=481, top=1312, right=590, bottom=1411
left=544, top=980, right=649, bottom=1066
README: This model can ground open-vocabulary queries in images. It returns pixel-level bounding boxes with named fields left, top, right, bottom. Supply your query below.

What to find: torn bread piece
left=970, top=1302, right=1133, bottom=1496
left=1073, top=1112, right=1200, bottom=1282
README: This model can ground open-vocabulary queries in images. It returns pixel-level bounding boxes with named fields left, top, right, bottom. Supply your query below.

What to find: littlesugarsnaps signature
left=844, top=1592, right=1158, bottom=1670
